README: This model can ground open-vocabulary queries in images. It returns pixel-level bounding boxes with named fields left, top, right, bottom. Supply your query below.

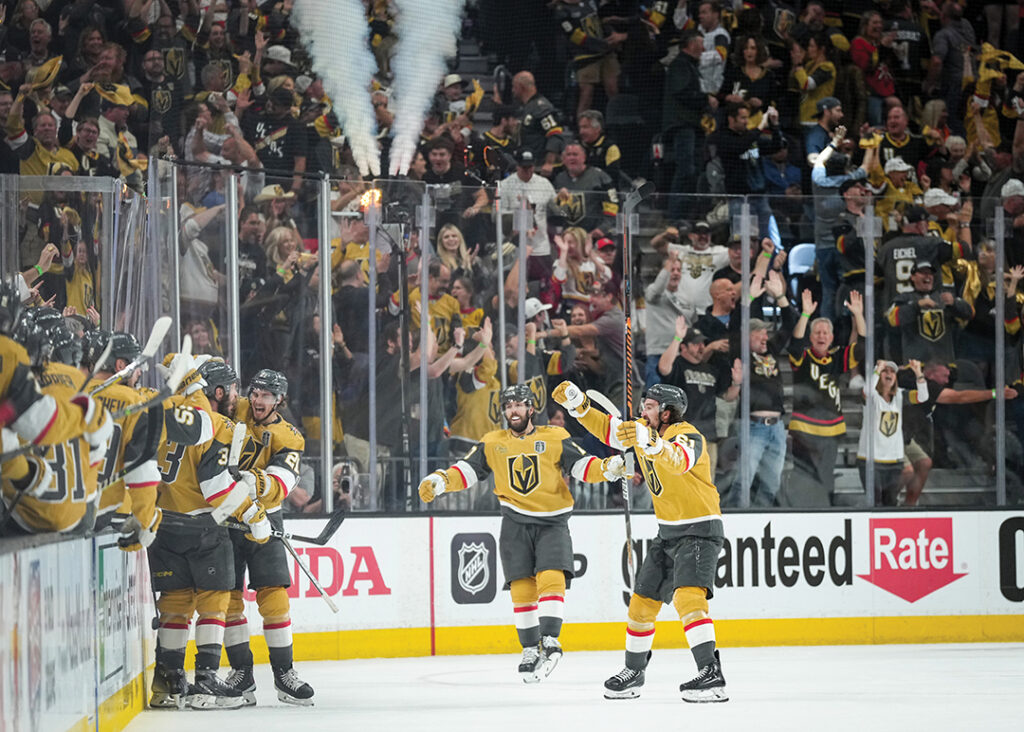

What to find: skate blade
left=519, top=669, right=542, bottom=684
left=604, top=687, right=642, bottom=699
left=149, top=693, right=182, bottom=710
left=540, top=652, right=562, bottom=678
left=681, top=686, right=728, bottom=703
left=277, top=689, right=315, bottom=706
left=189, top=693, right=247, bottom=710
left=241, top=690, right=257, bottom=707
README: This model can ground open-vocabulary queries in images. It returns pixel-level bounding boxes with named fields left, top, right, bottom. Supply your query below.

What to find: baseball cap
left=815, top=96, right=841, bottom=116
left=903, top=205, right=929, bottom=224
left=596, top=237, right=616, bottom=249
left=682, top=328, right=708, bottom=345
left=879, top=360, right=899, bottom=372
left=524, top=297, right=552, bottom=320
left=443, top=73, right=467, bottom=88
left=1002, top=178, right=1024, bottom=199
left=693, top=220, right=712, bottom=234
left=923, top=188, right=958, bottom=208
left=911, top=259, right=936, bottom=274
left=839, top=178, right=865, bottom=195
left=294, top=74, right=313, bottom=94
left=884, top=157, right=912, bottom=174
left=514, top=148, right=535, bottom=166
left=264, top=45, right=295, bottom=67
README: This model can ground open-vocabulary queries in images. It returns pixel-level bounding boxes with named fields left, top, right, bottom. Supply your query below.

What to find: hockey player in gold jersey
left=553, top=380, right=728, bottom=703
left=419, top=383, right=628, bottom=682
left=147, top=355, right=270, bottom=711
left=1, top=308, right=112, bottom=534
left=222, top=369, right=313, bottom=706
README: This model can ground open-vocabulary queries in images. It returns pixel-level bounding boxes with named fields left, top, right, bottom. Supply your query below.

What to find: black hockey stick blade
left=288, top=508, right=347, bottom=546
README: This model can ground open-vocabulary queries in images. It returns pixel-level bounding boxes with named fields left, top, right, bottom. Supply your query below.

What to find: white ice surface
left=126, top=644, right=1024, bottom=732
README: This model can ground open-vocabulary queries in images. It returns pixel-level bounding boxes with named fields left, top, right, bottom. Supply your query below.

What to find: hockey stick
left=209, top=421, right=248, bottom=525
left=587, top=389, right=636, bottom=589
left=88, top=316, right=172, bottom=396
left=110, top=506, right=347, bottom=546
left=281, top=534, right=339, bottom=613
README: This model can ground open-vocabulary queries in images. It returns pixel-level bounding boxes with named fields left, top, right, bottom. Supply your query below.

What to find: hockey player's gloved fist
left=418, top=472, right=446, bottom=503
left=242, top=502, right=271, bottom=544
left=552, top=381, right=589, bottom=416
left=118, top=508, right=162, bottom=552
left=600, top=454, right=631, bottom=481
left=16, top=454, right=55, bottom=498
left=615, top=420, right=663, bottom=455
left=238, top=470, right=263, bottom=501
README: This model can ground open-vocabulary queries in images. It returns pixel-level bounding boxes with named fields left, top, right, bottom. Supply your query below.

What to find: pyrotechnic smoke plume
left=293, top=0, right=381, bottom=177
left=388, top=0, right=464, bottom=176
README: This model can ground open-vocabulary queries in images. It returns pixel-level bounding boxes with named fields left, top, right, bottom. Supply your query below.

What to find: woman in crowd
left=721, top=35, right=777, bottom=126
left=552, top=227, right=611, bottom=318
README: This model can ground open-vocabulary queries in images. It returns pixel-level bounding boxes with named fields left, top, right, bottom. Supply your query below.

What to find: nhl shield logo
left=451, top=532, right=497, bottom=604
left=457, top=542, right=489, bottom=596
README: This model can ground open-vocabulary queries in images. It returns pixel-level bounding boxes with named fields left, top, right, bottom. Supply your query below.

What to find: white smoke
left=388, top=0, right=464, bottom=176
left=292, top=0, right=381, bottom=177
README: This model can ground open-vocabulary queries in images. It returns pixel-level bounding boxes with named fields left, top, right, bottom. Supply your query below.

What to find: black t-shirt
left=661, top=356, right=730, bottom=439
left=242, top=111, right=308, bottom=174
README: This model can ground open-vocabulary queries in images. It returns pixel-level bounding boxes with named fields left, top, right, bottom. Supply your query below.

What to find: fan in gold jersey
left=419, top=383, right=627, bottom=683
left=553, top=380, right=729, bottom=703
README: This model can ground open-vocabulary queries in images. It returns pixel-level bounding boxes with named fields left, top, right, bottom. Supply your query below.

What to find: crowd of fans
left=3, top=0, right=1024, bottom=510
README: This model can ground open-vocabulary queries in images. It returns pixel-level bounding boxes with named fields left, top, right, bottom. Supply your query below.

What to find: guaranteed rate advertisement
left=274, top=511, right=1024, bottom=651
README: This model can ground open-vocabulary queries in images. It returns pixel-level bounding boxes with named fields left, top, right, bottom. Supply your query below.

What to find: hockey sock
left=510, top=577, right=540, bottom=647
left=224, top=589, right=254, bottom=668
left=194, top=590, right=229, bottom=670
left=156, top=589, right=195, bottom=669
left=625, top=594, right=660, bottom=669
left=536, top=569, right=565, bottom=638
left=673, top=586, right=716, bottom=669
left=257, top=587, right=293, bottom=669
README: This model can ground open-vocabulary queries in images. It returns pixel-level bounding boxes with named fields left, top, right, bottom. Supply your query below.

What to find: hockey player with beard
left=418, top=384, right=627, bottom=682
left=553, top=380, right=728, bottom=703
left=222, top=369, right=313, bottom=706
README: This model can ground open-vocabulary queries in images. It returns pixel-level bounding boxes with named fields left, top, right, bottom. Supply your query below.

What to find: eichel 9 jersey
left=9, top=361, right=98, bottom=533
left=88, top=379, right=161, bottom=525
left=0, top=335, right=90, bottom=447
left=576, top=408, right=723, bottom=540
left=234, top=397, right=304, bottom=511
left=439, top=425, right=606, bottom=523
left=157, top=411, right=250, bottom=519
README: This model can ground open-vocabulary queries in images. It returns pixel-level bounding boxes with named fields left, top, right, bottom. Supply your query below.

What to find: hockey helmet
left=199, top=358, right=238, bottom=397
left=643, top=383, right=688, bottom=423
left=108, top=331, right=142, bottom=363
left=0, top=278, right=22, bottom=336
left=13, top=310, right=52, bottom=368
left=46, top=322, right=83, bottom=367
left=81, top=330, right=112, bottom=370
left=500, top=383, right=535, bottom=409
left=249, top=368, right=288, bottom=399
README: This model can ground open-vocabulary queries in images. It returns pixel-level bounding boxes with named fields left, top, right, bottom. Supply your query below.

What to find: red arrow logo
left=857, top=517, right=967, bottom=602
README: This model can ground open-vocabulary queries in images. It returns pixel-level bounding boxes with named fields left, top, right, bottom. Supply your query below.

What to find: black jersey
left=518, top=93, right=566, bottom=161
left=877, top=233, right=954, bottom=304
left=661, top=356, right=731, bottom=439
left=787, top=337, right=864, bottom=437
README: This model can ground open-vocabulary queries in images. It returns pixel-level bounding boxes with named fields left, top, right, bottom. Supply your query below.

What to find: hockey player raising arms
left=418, top=383, right=627, bottom=682
left=553, top=380, right=728, bottom=703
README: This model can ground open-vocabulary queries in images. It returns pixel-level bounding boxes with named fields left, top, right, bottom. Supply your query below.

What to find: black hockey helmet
left=249, top=368, right=288, bottom=399
left=0, top=278, right=22, bottom=336
left=500, top=383, right=534, bottom=409
left=81, top=329, right=112, bottom=370
left=13, top=310, right=52, bottom=368
left=644, top=383, right=688, bottom=423
left=46, top=321, right=83, bottom=367
left=26, top=306, right=63, bottom=333
left=108, top=331, right=142, bottom=363
left=199, top=358, right=238, bottom=397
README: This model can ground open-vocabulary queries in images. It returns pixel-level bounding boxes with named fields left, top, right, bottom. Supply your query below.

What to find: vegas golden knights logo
left=488, top=392, right=501, bottom=425
left=879, top=411, right=899, bottom=437
left=688, top=260, right=704, bottom=279
left=918, top=309, right=945, bottom=342
left=528, top=375, right=546, bottom=412
left=638, top=455, right=664, bottom=496
left=237, top=435, right=261, bottom=471
left=507, top=454, right=540, bottom=495
left=563, top=193, right=585, bottom=224
left=153, top=88, right=172, bottom=114
left=163, top=48, right=185, bottom=80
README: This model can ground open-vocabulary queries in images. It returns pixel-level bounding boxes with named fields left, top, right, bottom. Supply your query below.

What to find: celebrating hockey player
left=223, top=369, right=314, bottom=706
left=553, top=380, right=728, bottom=702
left=418, top=383, right=628, bottom=682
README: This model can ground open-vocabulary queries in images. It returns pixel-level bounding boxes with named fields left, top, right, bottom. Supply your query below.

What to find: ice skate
left=604, top=666, right=645, bottom=699
left=518, top=645, right=543, bottom=683
left=274, top=666, right=315, bottom=706
left=189, top=669, right=246, bottom=710
left=150, top=664, right=189, bottom=709
left=223, top=666, right=257, bottom=707
left=539, top=635, right=563, bottom=678
left=679, top=650, right=728, bottom=703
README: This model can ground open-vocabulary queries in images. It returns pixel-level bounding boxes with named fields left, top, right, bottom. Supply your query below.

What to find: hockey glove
left=615, top=420, right=663, bottom=456
left=552, top=381, right=589, bottom=417
left=238, top=470, right=259, bottom=501
left=9, top=454, right=55, bottom=498
left=600, top=455, right=631, bottom=481
left=117, top=508, right=162, bottom=552
left=418, top=472, right=447, bottom=503
left=242, top=502, right=271, bottom=544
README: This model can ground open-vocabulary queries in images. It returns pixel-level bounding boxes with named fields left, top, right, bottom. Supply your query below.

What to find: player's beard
left=507, top=412, right=531, bottom=435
